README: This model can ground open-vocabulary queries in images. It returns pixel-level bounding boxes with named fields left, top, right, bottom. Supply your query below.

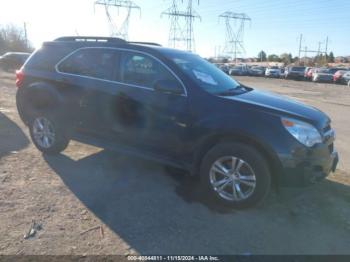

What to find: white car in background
left=342, top=71, right=350, bottom=86
left=265, top=66, right=281, bottom=78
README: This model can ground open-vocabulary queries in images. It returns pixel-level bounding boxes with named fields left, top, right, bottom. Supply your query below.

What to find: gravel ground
left=0, top=70, right=350, bottom=255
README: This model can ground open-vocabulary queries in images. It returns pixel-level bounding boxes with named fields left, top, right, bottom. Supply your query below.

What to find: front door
left=112, top=50, right=189, bottom=157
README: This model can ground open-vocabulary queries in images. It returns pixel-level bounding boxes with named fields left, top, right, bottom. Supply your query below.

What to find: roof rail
left=128, top=41, right=162, bottom=46
left=54, top=36, right=127, bottom=44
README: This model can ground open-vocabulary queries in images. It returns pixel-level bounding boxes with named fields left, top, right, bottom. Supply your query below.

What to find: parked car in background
left=229, top=65, right=249, bottom=76
left=249, top=66, right=265, bottom=77
left=305, top=68, right=317, bottom=81
left=312, top=68, right=333, bottom=83
left=0, top=52, right=31, bottom=71
left=328, top=67, right=347, bottom=76
left=285, top=66, right=306, bottom=80
left=304, top=67, right=313, bottom=79
left=342, top=71, right=350, bottom=86
left=265, top=66, right=281, bottom=78
left=333, top=70, right=350, bottom=84
left=220, top=64, right=230, bottom=75
left=279, top=67, right=285, bottom=78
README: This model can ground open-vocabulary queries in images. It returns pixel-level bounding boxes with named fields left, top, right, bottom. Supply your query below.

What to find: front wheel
left=199, top=142, right=271, bottom=208
left=29, top=114, right=70, bottom=155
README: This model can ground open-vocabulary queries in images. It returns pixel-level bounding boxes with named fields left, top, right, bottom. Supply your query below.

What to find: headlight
left=281, top=117, right=322, bottom=147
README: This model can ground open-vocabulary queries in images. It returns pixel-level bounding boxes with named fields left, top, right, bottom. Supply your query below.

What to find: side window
left=58, top=49, right=116, bottom=81
left=120, top=52, right=180, bottom=89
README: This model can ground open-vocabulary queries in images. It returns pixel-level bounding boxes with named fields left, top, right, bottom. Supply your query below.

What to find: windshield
left=165, top=52, right=241, bottom=95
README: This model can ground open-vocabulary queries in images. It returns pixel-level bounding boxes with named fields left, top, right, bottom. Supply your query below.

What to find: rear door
left=56, top=48, right=120, bottom=137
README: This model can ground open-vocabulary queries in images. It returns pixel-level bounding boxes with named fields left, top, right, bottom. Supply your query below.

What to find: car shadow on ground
left=0, top=112, right=29, bottom=158
left=44, top=149, right=350, bottom=254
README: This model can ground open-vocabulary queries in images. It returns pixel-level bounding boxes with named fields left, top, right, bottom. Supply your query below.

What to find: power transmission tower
left=219, top=12, right=251, bottom=64
left=94, top=0, right=141, bottom=40
left=161, top=0, right=200, bottom=52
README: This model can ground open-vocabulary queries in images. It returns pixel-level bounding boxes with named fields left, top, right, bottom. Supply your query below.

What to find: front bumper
left=278, top=142, right=338, bottom=187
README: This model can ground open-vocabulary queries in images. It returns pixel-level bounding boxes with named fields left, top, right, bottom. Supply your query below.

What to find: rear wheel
left=199, top=142, right=271, bottom=208
left=29, top=114, right=69, bottom=154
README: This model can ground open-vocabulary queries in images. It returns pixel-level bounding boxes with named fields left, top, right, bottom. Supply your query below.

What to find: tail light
left=15, top=69, right=24, bottom=88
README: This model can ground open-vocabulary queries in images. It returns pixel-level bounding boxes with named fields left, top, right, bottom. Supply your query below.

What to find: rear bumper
left=266, top=73, right=280, bottom=78
left=278, top=143, right=338, bottom=187
left=286, top=74, right=304, bottom=79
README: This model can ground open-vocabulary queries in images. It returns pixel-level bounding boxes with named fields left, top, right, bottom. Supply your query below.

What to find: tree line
left=257, top=50, right=335, bottom=65
left=0, top=24, right=34, bottom=55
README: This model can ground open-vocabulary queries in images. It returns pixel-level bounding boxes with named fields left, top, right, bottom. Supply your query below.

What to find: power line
left=94, top=0, right=141, bottom=40
left=297, top=34, right=330, bottom=65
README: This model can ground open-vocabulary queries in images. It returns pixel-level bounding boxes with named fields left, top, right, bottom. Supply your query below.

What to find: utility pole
left=317, top=41, right=322, bottom=56
left=23, top=22, right=28, bottom=49
left=317, top=41, right=323, bottom=64
left=161, top=0, right=200, bottom=52
left=94, top=0, right=141, bottom=40
left=324, top=36, right=329, bottom=64
left=219, top=12, right=251, bottom=64
left=298, top=34, right=303, bottom=65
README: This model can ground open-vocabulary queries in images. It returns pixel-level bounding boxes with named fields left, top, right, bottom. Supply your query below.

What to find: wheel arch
left=192, top=133, right=284, bottom=186
left=16, top=81, right=64, bottom=125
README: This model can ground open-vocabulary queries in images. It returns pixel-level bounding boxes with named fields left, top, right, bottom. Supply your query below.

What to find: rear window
left=25, top=45, right=73, bottom=71
left=328, top=68, right=344, bottom=74
left=58, top=48, right=116, bottom=81
left=291, top=67, right=305, bottom=72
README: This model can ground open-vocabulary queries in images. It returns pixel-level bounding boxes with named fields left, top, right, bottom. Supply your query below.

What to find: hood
left=222, top=89, right=329, bottom=129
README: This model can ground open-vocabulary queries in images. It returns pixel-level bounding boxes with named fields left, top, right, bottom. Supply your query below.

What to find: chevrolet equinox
left=15, top=36, right=338, bottom=208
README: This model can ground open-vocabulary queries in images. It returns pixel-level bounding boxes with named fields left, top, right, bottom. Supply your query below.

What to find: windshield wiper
left=215, top=86, right=246, bottom=96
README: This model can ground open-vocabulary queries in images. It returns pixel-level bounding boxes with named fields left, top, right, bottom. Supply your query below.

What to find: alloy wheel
left=32, top=117, right=55, bottom=149
left=209, top=156, right=256, bottom=201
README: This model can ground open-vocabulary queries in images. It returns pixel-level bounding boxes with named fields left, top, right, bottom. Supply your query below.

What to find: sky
left=0, top=0, right=349, bottom=58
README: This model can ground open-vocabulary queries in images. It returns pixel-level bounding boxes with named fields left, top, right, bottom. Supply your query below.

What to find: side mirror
left=154, top=79, right=184, bottom=95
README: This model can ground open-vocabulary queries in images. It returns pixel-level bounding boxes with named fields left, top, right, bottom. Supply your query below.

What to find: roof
left=44, top=36, right=192, bottom=57
left=2, top=52, right=31, bottom=56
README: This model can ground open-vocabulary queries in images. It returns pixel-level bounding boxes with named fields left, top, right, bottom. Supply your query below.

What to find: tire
left=29, top=113, right=70, bottom=155
left=199, top=142, right=271, bottom=209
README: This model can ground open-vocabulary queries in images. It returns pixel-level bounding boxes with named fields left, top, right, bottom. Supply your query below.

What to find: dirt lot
left=0, top=70, right=350, bottom=255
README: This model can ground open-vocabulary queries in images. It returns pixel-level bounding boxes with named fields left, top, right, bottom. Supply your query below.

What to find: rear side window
left=25, top=45, right=73, bottom=72
left=58, top=48, right=116, bottom=81
left=120, top=52, right=178, bottom=88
